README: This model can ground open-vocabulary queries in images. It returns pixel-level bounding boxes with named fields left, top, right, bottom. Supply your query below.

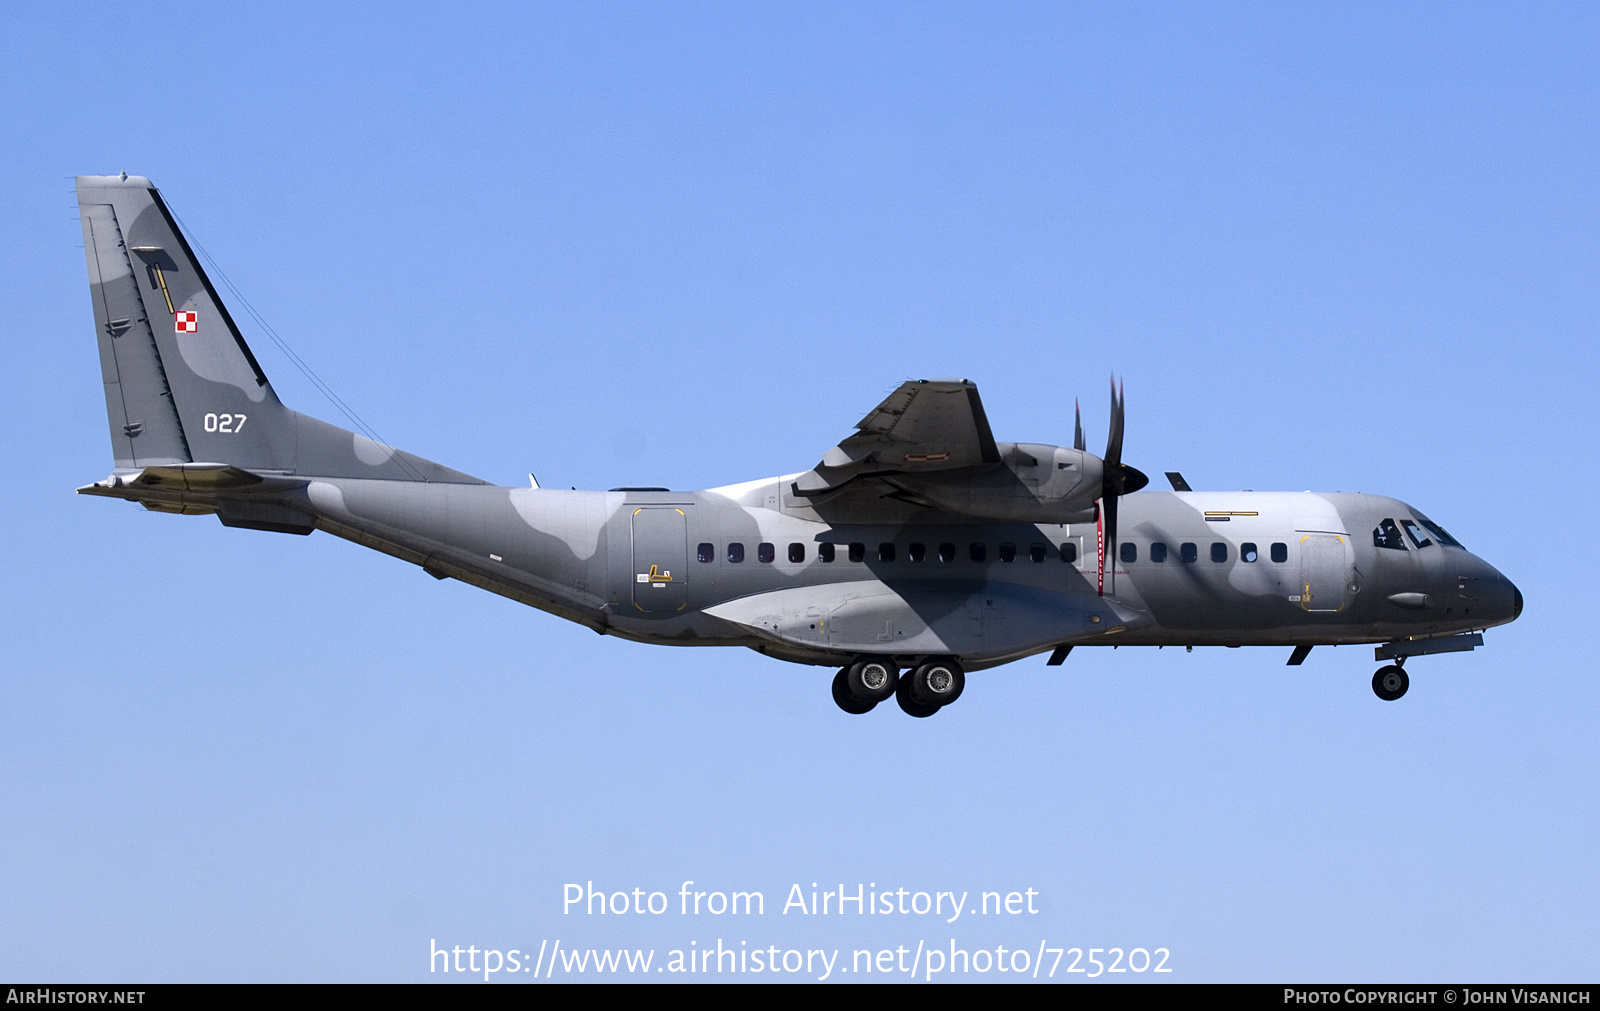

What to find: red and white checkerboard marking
left=174, top=311, right=197, bottom=333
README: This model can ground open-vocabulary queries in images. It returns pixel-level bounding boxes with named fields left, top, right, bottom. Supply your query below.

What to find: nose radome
left=1512, top=583, right=1523, bottom=621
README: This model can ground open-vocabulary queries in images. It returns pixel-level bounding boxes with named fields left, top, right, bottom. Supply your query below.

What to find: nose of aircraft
left=1474, top=556, right=1522, bottom=626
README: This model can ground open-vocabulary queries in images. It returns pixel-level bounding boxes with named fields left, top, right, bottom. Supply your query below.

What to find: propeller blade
left=1097, top=377, right=1147, bottom=595
left=1104, top=491, right=1119, bottom=561
left=1074, top=398, right=1085, bottom=452
left=1102, top=493, right=1119, bottom=596
left=1100, top=377, right=1148, bottom=498
left=1105, top=376, right=1125, bottom=468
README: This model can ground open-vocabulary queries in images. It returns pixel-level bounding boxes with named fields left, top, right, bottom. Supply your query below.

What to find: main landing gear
left=1372, top=662, right=1409, bottom=701
left=832, top=657, right=965, bottom=717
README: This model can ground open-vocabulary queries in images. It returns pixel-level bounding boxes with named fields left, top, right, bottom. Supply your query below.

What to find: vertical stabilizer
left=75, top=175, right=483, bottom=485
left=77, top=174, right=285, bottom=472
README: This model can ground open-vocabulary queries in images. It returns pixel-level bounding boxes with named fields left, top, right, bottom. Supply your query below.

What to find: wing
left=794, top=379, right=1002, bottom=495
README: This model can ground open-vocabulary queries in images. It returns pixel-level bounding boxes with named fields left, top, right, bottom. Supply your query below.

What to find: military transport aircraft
left=75, top=174, right=1522, bottom=717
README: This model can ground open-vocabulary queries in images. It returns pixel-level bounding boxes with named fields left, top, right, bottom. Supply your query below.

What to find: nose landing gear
left=1372, top=663, right=1409, bottom=701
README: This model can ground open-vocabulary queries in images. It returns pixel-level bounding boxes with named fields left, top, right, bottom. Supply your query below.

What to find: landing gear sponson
left=833, top=657, right=965, bottom=717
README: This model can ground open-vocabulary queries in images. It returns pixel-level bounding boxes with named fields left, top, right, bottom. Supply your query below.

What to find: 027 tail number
left=203, top=413, right=247, bottom=433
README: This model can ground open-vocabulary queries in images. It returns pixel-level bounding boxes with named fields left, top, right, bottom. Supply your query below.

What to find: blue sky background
left=2, top=2, right=1596, bottom=982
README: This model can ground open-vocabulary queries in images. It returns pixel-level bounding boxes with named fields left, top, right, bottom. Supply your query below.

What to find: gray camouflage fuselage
left=282, top=477, right=1518, bottom=669
left=73, top=174, right=1520, bottom=689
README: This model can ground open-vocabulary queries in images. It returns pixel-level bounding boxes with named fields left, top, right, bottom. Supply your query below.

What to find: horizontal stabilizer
left=79, top=462, right=305, bottom=496
left=78, top=463, right=313, bottom=532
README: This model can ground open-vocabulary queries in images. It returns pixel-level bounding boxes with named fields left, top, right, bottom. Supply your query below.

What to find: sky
left=2, top=1, right=1597, bottom=983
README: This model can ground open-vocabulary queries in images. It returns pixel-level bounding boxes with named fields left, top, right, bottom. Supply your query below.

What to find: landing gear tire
left=845, top=658, right=899, bottom=705
left=895, top=675, right=940, bottom=718
left=909, top=659, right=965, bottom=708
left=832, top=668, right=876, bottom=714
left=1372, top=664, right=1409, bottom=701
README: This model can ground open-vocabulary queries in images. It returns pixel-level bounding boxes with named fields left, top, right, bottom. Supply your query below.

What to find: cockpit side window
left=1373, top=518, right=1406, bottom=550
left=1401, top=520, right=1433, bottom=549
left=1411, top=510, right=1463, bottom=548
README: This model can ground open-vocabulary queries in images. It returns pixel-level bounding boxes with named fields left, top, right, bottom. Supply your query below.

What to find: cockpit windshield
left=1401, top=520, right=1432, bottom=548
left=1409, top=509, right=1463, bottom=548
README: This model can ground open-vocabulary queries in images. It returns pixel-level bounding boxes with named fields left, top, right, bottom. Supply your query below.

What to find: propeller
left=1096, top=377, right=1149, bottom=596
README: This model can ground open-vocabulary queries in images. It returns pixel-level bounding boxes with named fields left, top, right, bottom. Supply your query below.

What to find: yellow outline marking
left=1205, top=511, right=1259, bottom=517
left=152, top=265, right=175, bottom=315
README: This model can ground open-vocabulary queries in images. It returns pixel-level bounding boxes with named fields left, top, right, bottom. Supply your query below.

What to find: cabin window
left=1150, top=542, right=1168, bottom=563
left=878, top=543, right=896, bottom=562
left=1401, top=520, right=1433, bottom=548
left=1120, top=542, right=1137, bottom=564
left=969, top=542, right=987, bottom=562
left=788, top=543, right=805, bottom=563
left=758, top=542, right=775, bottom=563
left=908, top=542, right=927, bottom=562
left=1271, top=542, right=1288, bottom=563
left=728, top=542, right=745, bottom=563
left=938, top=542, right=957, bottom=563
left=1060, top=542, right=1078, bottom=564
left=1374, top=518, right=1406, bottom=550
left=999, top=542, right=1017, bottom=563
left=1241, top=542, right=1258, bottom=563
left=1211, top=542, right=1228, bottom=563
left=818, top=543, right=836, bottom=563
left=1029, top=542, right=1047, bottom=563
left=848, top=542, right=866, bottom=563
left=697, top=542, right=714, bottom=563
left=1180, top=542, right=1198, bottom=563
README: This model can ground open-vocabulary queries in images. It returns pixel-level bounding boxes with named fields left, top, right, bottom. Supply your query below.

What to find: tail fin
left=76, top=175, right=481, bottom=484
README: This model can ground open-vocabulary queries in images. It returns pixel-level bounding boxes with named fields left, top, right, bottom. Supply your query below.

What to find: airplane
left=74, top=174, right=1523, bottom=717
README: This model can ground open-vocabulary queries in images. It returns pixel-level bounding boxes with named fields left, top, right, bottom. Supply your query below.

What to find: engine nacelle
left=879, top=442, right=1105, bottom=523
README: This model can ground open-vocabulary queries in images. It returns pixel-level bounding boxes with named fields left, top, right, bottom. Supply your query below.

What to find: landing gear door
left=631, top=507, right=688, bottom=614
left=1298, top=533, right=1353, bottom=612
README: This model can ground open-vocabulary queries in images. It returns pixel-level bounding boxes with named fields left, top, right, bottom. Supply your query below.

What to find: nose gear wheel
left=1372, top=665, right=1409, bottom=701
